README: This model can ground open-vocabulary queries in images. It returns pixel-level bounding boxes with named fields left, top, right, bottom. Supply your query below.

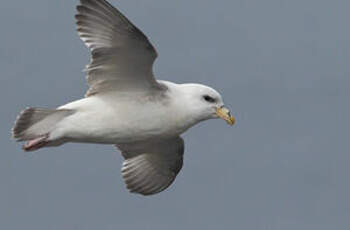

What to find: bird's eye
left=203, top=95, right=216, bottom=103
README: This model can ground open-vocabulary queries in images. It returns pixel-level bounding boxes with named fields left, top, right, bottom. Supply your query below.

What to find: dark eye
left=203, top=95, right=216, bottom=103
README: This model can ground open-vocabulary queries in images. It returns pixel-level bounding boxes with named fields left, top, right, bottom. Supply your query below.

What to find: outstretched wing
left=76, top=0, right=162, bottom=96
left=116, top=137, right=184, bottom=196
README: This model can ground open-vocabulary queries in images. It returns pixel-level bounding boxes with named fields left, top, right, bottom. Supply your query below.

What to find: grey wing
left=116, top=137, right=184, bottom=196
left=76, top=0, right=161, bottom=96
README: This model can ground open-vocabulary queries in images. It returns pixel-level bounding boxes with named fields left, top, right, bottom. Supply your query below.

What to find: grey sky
left=1, top=0, right=350, bottom=229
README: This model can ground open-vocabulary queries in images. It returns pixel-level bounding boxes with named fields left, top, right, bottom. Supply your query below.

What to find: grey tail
left=12, top=107, right=74, bottom=141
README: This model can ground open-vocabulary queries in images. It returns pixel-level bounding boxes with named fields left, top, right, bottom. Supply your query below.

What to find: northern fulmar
left=12, top=0, right=235, bottom=195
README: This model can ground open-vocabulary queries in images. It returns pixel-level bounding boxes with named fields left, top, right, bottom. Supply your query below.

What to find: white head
left=171, top=83, right=235, bottom=126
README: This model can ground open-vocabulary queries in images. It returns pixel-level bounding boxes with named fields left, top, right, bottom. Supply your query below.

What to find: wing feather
left=117, top=137, right=184, bottom=196
left=76, top=0, right=161, bottom=96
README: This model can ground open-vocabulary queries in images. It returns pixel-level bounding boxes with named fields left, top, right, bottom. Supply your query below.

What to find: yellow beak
left=216, top=106, right=235, bottom=126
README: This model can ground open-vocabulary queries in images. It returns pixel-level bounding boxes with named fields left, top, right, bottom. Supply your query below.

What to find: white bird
left=12, top=0, right=235, bottom=195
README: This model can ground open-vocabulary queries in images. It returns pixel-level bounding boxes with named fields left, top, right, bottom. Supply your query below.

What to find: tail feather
left=12, top=107, right=74, bottom=141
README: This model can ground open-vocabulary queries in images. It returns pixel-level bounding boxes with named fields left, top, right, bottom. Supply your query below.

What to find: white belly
left=55, top=94, right=191, bottom=144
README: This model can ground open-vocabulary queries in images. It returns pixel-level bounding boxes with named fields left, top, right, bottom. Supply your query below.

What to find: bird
left=12, top=0, right=235, bottom=196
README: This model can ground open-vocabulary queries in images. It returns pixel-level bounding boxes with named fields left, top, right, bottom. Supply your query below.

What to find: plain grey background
left=1, top=0, right=350, bottom=229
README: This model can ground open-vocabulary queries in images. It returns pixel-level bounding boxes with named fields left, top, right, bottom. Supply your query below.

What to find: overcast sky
left=1, top=0, right=350, bottom=229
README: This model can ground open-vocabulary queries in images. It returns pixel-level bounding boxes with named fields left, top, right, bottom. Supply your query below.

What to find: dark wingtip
left=12, top=107, right=35, bottom=140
